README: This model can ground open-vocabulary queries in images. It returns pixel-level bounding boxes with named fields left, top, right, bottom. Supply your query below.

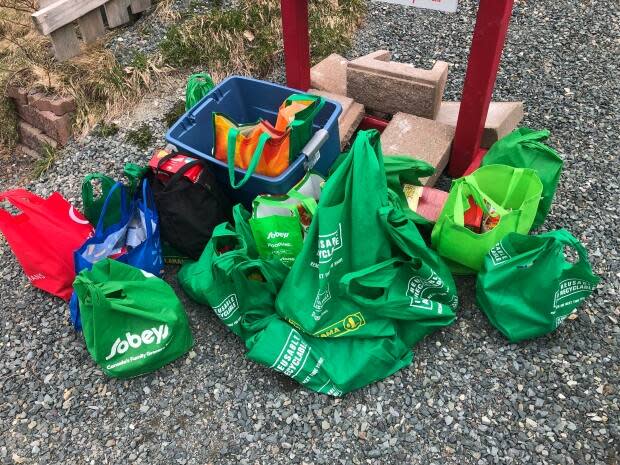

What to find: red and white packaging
left=149, top=148, right=203, bottom=183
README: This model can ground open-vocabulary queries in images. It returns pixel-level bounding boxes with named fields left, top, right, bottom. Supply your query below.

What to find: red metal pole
left=280, top=0, right=311, bottom=91
left=448, top=0, right=515, bottom=177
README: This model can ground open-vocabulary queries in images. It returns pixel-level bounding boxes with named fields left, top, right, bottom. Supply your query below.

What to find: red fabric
left=0, top=189, right=93, bottom=300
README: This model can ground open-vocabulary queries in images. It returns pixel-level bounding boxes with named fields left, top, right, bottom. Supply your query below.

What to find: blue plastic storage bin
left=166, top=76, right=342, bottom=206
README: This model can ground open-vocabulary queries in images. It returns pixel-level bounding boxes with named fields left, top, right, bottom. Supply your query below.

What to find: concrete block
left=6, top=85, right=28, bottom=106
left=30, top=94, right=77, bottom=116
left=347, top=50, right=448, bottom=119
left=18, top=121, right=58, bottom=154
left=381, top=112, right=455, bottom=187
left=16, top=104, right=71, bottom=145
left=310, top=53, right=348, bottom=96
left=16, top=143, right=41, bottom=160
left=310, top=89, right=365, bottom=150
left=435, top=101, right=524, bottom=148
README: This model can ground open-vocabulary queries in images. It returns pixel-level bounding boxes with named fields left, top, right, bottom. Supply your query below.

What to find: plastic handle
left=227, top=129, right=270, bottom=189
left=301, top=129, right=329, bottom=170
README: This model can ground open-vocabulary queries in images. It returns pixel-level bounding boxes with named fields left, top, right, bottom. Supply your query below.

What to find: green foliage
left=92, top=122, right=120, bottom=138
left=32, top=142, right=58, bottom=179
left=125, top=123, right=154, bottom=150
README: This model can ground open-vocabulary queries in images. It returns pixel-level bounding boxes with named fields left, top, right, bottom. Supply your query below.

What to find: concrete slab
left=310, top=89, right=365, bottom=150
left=310, top=53, right=348, bottom=96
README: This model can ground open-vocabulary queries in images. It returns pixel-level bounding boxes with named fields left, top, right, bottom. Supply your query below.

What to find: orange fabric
left=213, top=114, right=291, bottom=177
left=275, top=99, right=314, bottom=131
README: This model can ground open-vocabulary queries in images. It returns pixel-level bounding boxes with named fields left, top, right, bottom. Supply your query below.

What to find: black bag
left=148, top=153, right=232, bottom=260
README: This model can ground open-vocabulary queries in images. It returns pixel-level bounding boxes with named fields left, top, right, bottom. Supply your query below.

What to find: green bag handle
left=226, top=128, right=272, bottom=189
left=82, top=173, right=114, bottom=206
left=284, top=94, right=325, bottom=128
left=549, top=229, right=592, bottom=268
left=186, top=73, right=215, bottom=111
left=252, top=192, right=317, bottom=222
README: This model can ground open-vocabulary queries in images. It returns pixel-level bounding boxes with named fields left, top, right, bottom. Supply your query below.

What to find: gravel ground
left=1, top=0, right=619, bottom=464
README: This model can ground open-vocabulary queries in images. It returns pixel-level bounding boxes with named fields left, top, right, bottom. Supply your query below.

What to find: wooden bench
left=32, top=0, right=152, bottom=61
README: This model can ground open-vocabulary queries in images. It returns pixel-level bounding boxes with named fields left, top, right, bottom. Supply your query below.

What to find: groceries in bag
left=147, top=149, right=231, bottom=260
left=0, top=190, right=93, bottom=300
left=431, top=164, right=543, bottom=273
left=482, top=128, right=563, bottom=228
left=73, top=259, right=194, bottom=378
left=476, top=230, right=599, bottom=342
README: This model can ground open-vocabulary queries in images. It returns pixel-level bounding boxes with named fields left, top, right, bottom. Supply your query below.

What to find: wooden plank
left=130, top=0, right=151, bottom=14
left=50, top=25, right=81, bottom=61
left=77, top=8, right=106, bottom=43
left=104, top=0, right=130, bottom=28
left=33, top=0, right=109, bottom=35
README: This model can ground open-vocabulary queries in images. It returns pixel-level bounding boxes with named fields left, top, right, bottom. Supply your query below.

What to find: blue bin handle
left=302, top=129, right=329, bottom=171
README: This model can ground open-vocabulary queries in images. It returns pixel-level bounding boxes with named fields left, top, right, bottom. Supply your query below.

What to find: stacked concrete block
left=347, top=50, right=448, bottom=119
left=310, top=53, right=348, bottom=96
left=310, top=89, right=364, bottom=150
left=380, top=113, right=455, bottom=187
left=435, top=101, right=524, bottom=148
left=5, top=85, right=75, bottom=157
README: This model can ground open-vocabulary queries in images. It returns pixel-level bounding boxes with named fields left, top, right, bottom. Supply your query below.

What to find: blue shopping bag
left=70, top=180, right=163, bottom=329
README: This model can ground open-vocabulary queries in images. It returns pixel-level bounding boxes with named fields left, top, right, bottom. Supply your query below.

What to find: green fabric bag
left=482, top=128, right=563, bottom=228
left=82, top=163, right=148, bottom=229
left=281, top=94, right=325, bottom=162
left=431, top=164, right=543, bottom=273
left=185, top=72, right=215, bottom=111
left=250, top=192, right=318, bottom=267
left=73, top=259, right=193, bottom=378
left=476, top=230, right=599, bottom=342
left=177, top=205, right=289, bottom=339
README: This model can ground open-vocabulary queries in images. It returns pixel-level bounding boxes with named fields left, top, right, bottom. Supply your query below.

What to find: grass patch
left=163, top=100, right=186, bottom=128
left=160, top=0, right=366, bottom=76
left=32, top=142, right=58, bottom=179
left=126, top=123, right=154, bottom=150
left=92, top=121, right=120, bottom=138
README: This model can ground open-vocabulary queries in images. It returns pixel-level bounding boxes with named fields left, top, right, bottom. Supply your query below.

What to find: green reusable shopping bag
left=482, top=128, right=563, bottom=228
left=82, top=163, right=148, bottom=229
left=431, top=164, right=543, bottom=273
left=185, top=72, right=215, bottom=110
left=250, top=192, right=318, bottom=267
left=73, top=259, right=193, bottom=378
left=476, top=230, right=600, bottom=342
left=279, top=94, right=325, bottom=162
left=177, top=205, right=289, bottom=339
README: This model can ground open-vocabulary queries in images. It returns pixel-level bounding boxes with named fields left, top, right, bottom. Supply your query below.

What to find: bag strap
left=95, top=182, right=127, bottom=231
left=140, top=179, right=155, bottom=238
left=227, top=128, right=271, bottom=189
left=551, top=229, right=591, bottom=266
left=287, top=190, right=318, bottom=216
left=82, top=173, right=112, bottom=206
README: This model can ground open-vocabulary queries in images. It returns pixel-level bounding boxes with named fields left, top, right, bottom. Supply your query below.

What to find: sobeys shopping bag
left=482, top=128, right=563, bottom=228
left=249, top=192, right=317, bottom=267
left=431, top=164, right=543, bottom=273
left=73, top=259, right=193, bottom=378
left=476, top=230, right=599, bottom=342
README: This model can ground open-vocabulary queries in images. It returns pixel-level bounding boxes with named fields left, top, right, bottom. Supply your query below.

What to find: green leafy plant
left=125, top=123, right=154, bottom=150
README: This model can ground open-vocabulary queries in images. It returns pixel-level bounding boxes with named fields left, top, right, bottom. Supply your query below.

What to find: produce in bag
left=431, top=164, right=543, bottom=273
left=476, top=230, right=599, bottom=342
left=482, top=128, right=563, bottom=228
left=73, top=259, right=193, bottom=378
left=0, top=189, right=93, bottom=300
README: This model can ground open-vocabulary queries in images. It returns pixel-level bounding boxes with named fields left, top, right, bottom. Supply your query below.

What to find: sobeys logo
left=553, top=279, right=596, bottom=310
left=317, top=224, right=343, bottom=264
left=267, top=231, right=290, bottom=240
left=213, top=294, right=239, bottom=320
left=489, top=242, right=512, bottom=265
left=407, top=270, right=457, bottom=310
left=105, top=325, right=169, bottom=360
left=314, top=312, right=366, bottom=338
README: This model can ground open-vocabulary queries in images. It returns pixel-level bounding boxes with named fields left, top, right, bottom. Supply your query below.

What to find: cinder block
left=16, top=143, right=41, bottom=160
left=435, top=101, right=524, bottom=148
left=6, top=85, right=28, bottom=106
left=310, top=89, right=365, bottom=150
left=18, top=121, right=58, bottom=154
left=310, top=53, right=348, bottom=96
left=16, top=104, right=71, bottom=145
left=347, top=50, right=448, bottom=119
left=381, top=112, right=455, bottom=187
left=30, top=94, right=77, bottom=116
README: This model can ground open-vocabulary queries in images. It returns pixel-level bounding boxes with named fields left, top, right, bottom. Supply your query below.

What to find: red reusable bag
left=0, top=189, right=93, bottom=300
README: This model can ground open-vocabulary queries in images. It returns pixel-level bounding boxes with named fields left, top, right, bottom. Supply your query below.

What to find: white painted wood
left=77, top=8, right=106, bottom=43
left=104, top=0, right=130, bottom=28
left=130, top=0, right=151, bottom=14
left=32, top=0, right=110, bottom=35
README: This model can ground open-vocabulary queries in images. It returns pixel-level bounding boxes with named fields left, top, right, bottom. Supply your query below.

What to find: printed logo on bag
left=68, top=206, right=91, bottom=225
left=317, top=224, right=343, bottom=265
left=407, top=270, right=458, bottom=310
left=313, top=312, right=366, bottom=338
left=489, top=242, right=512, bottom=265
left=213, top=294, right=241, bottom=326
left=271, top=329, right=312, bottom=379
left=28, top=273, right=46, bottom=282
left=311, top=285, right=332, bottom=321
left=267, top=231, right=290, bottom=240
left=105, top=324, right=170, bottom=363
left=553, top=279, right=596, bottom=310
left=554, top=314, right=570, bottom=329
